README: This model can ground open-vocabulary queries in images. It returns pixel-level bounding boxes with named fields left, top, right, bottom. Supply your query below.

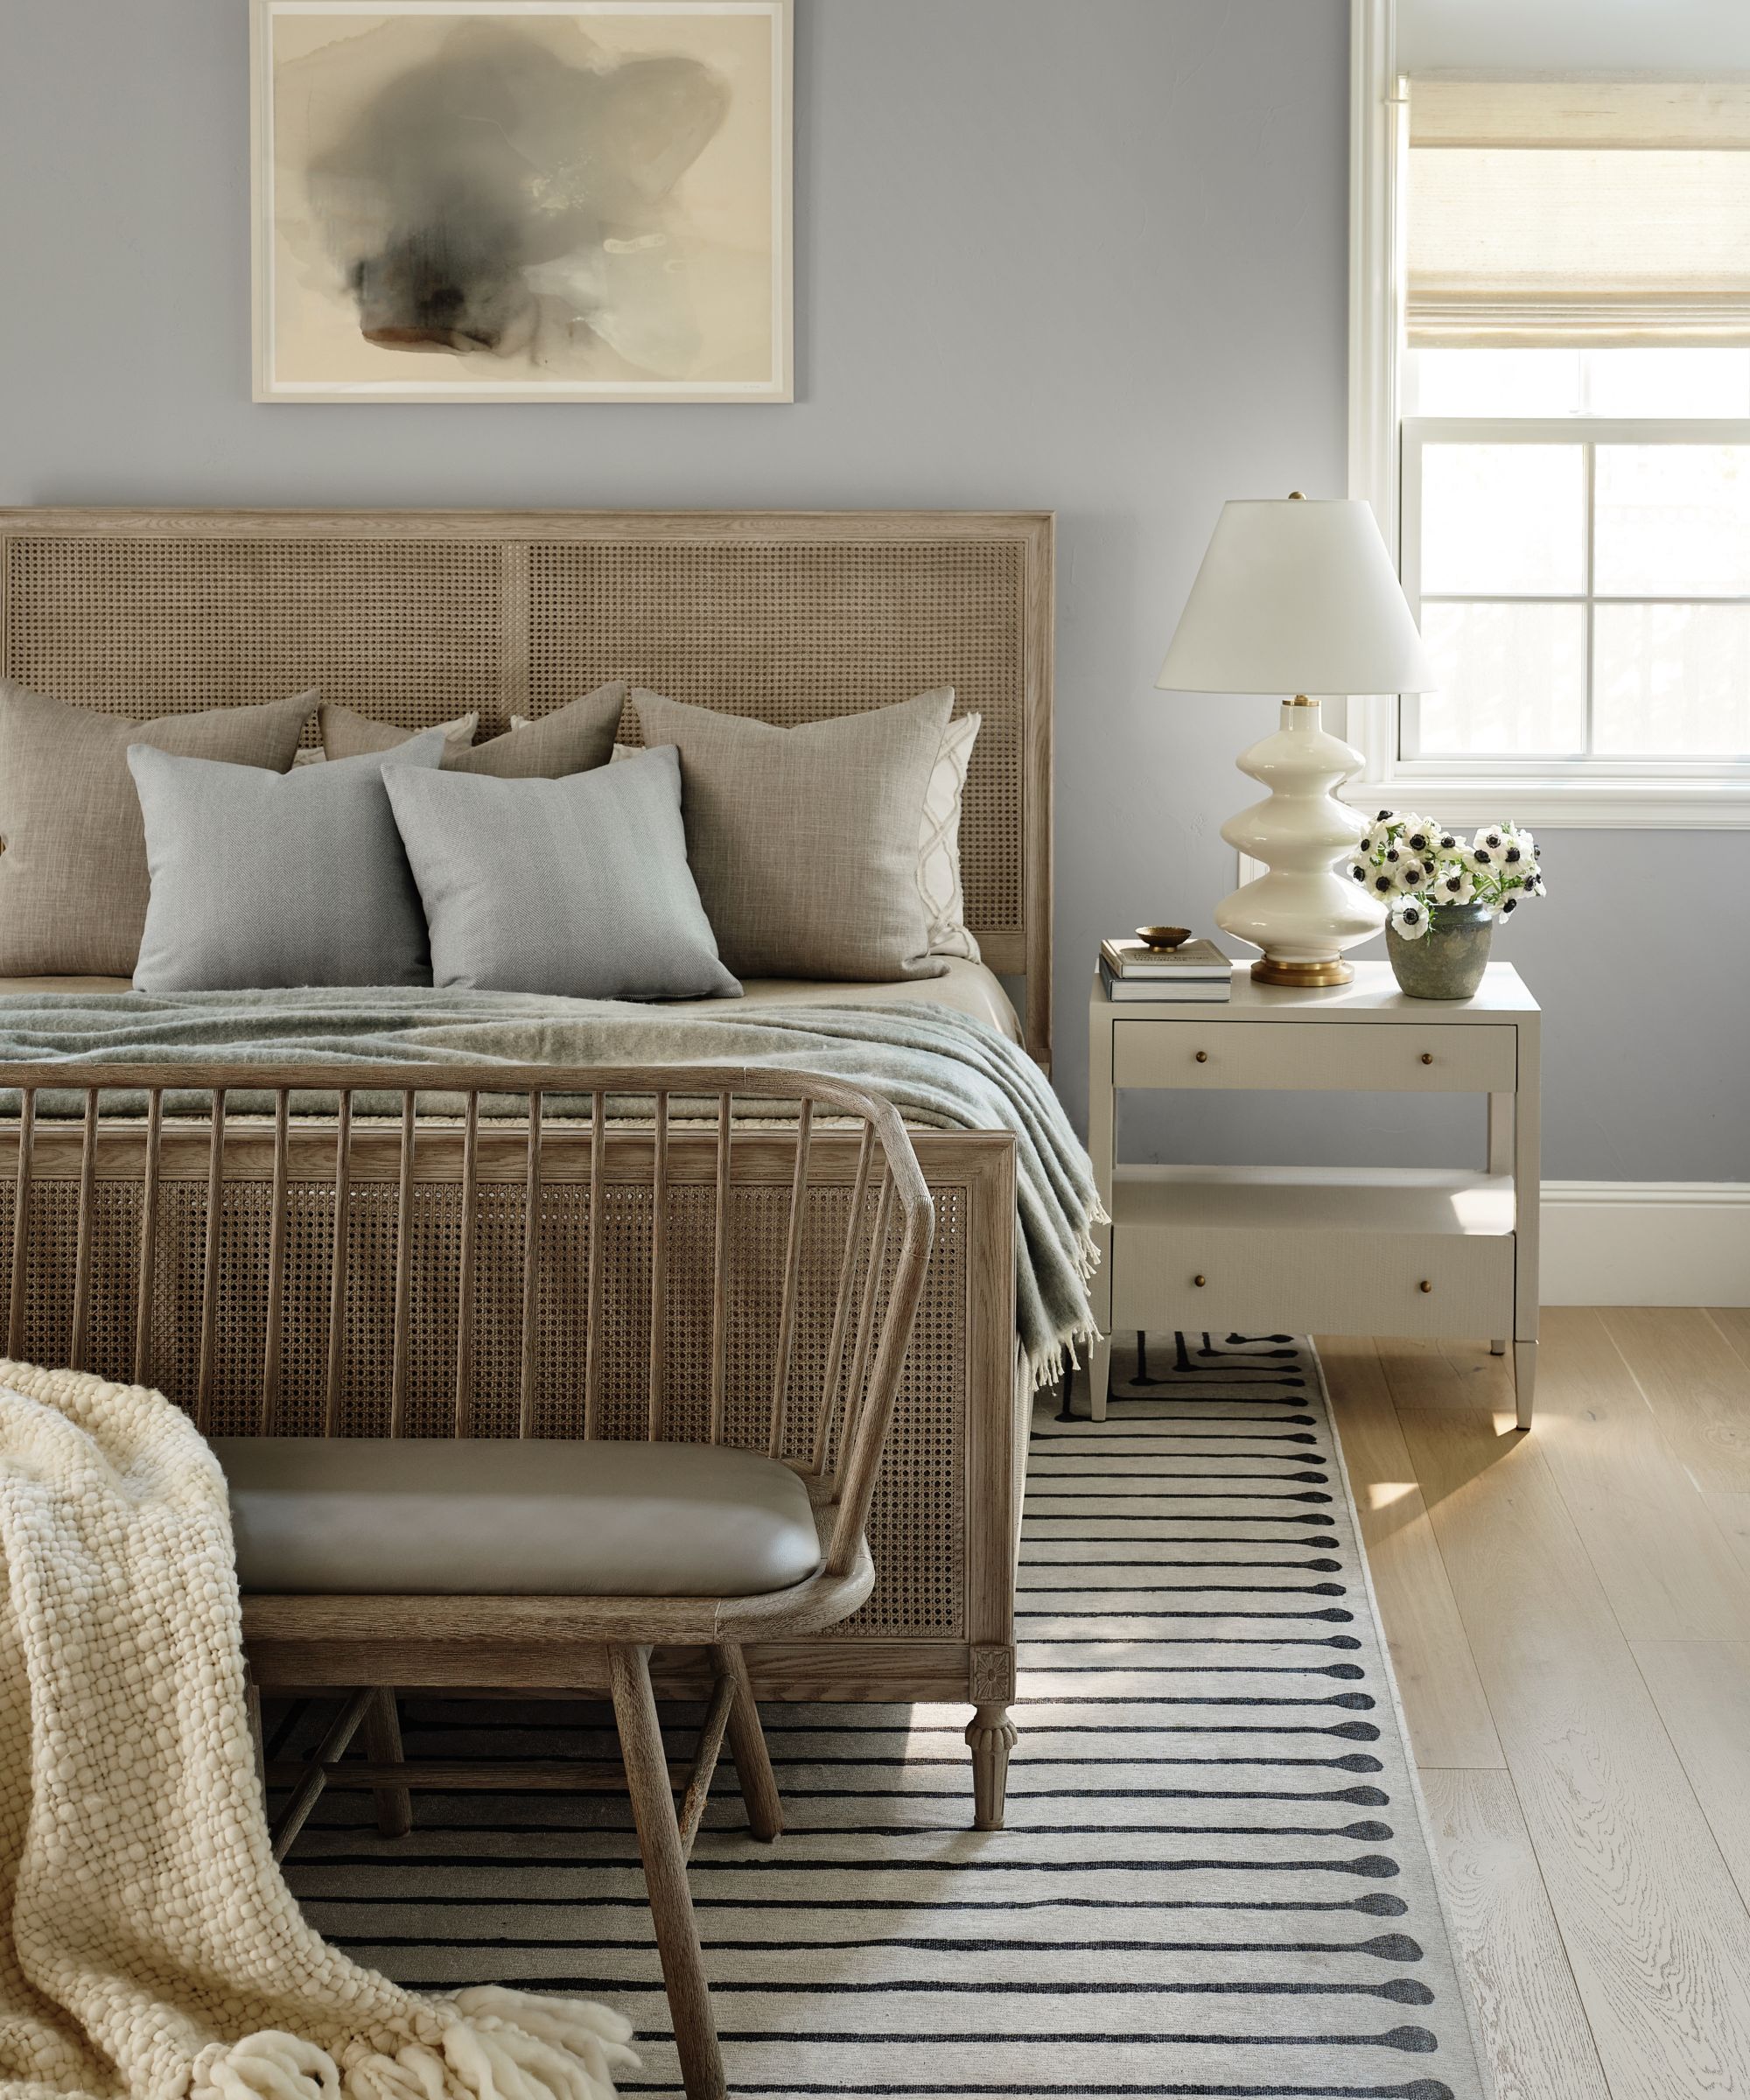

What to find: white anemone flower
left=1390, top=898, right=1432, bottom=940
left=1467, top=844, right=1497, bottom=873
left=1395, top=857, right=1432, bottom=892
left=1346, top=858, right=1372, bottom=887
left=1474, top=824, right=1507, bottom=853
left=1496, top=891, right=1522, bottom=917
left=1434, top=830, right=1463, bottom=856
left=1433, top=864, right=1476, bottom=904
left=1367, top=867, right=1399, bottom=901
left=1498, top=834, right=1531, bottom=873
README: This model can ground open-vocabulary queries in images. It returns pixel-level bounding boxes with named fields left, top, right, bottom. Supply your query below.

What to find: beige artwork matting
left=251, top=0, right=792, bottom=402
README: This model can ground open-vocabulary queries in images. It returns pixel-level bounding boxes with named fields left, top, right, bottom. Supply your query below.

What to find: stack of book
left=1100, top=936, right=1233, bottom=1002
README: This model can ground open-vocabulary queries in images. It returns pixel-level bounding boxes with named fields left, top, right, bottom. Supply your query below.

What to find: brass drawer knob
left=1194, top=1050, right=1209, bottom=1063
left=1420, top=1052, right=1434, bottom=1065
left=1418, top=1279, right=1433, bottom=1292
left=1194, top=1273, right=1208, bottom=1287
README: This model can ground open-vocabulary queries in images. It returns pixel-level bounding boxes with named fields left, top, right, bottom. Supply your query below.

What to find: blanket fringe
left=191, top=1990, right=638, bottom=2100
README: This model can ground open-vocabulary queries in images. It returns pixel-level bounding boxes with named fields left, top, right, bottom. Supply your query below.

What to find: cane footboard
left=0, top=1070, right=1021, bottom=1769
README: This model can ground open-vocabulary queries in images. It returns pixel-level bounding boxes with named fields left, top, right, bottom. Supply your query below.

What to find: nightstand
left=1086, top=961, right=1540, bottom=1426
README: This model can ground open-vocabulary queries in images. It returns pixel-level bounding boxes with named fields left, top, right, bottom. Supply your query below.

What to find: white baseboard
left=1540, top=1181, right=1750, bottom=1306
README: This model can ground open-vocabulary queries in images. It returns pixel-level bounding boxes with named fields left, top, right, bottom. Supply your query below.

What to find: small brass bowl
left=1135, top=924, right=1192, bottom=952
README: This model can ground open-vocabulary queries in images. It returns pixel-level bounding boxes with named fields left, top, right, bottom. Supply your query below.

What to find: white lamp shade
left=1156, top=497, right=1438, bottom=696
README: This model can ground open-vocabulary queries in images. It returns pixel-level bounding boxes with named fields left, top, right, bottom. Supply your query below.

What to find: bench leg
left=363, top=1688, right=413, bottom=1838
left=713, top=1642, right=781, bottom=1842
left=611, top=1644, right=725, bottom=2100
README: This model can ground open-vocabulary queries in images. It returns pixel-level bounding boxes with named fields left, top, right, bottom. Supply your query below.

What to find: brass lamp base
left=1251, top=956, right=1354, bottom=989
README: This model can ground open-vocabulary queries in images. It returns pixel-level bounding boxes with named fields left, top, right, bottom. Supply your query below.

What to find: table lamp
left=1157, top=493, right=1437, bottom=987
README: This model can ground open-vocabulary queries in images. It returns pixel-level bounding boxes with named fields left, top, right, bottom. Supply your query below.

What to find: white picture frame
left=251, top=0, right=793, bottom=403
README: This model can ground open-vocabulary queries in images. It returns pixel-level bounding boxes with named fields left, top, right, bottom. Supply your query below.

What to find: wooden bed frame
left=0, top=507, right=1054, bottom=1823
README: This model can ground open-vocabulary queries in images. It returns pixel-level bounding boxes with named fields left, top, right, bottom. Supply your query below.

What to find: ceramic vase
left=1386, top=901, right=1494, bottom=1000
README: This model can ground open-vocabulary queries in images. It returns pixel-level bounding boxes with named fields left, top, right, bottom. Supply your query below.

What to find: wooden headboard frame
left=0, top=508, right=1054, bottom=1064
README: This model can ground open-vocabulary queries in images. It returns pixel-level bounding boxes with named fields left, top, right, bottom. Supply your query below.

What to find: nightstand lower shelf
left=1110, top=1166, right=1516, bottom=1340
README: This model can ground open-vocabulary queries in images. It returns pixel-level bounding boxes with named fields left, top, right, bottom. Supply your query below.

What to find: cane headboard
left=0, top=508, right=1054, bottom=1061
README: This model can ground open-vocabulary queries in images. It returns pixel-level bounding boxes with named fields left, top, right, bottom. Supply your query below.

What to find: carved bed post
left=966, top=1644, right=1019, bottom=1831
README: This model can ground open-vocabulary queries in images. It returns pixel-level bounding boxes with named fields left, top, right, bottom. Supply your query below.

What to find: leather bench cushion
left=213, top=1437, right=824, bottom=1598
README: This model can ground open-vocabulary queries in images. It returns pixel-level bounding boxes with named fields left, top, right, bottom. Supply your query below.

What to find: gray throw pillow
left=630, top=687, right=954, bottom=982
left=129, top=730, right=447, bottom=992
left=0, top=682, right=315, bottom=976
left=384, top=745, right=740, bottom=1001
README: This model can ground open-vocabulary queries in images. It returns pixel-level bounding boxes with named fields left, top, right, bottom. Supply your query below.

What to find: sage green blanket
left=0, top=990, right=1102, bottom=1385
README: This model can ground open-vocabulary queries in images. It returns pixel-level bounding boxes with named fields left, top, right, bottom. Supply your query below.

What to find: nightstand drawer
left=1111, top=1019, right=1516, bottom=1094
left=1112, top=1224, right=1513, bottom=1339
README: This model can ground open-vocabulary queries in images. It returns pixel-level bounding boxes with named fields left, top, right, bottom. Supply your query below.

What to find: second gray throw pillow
left=385, top=745, right=740, bottom=1000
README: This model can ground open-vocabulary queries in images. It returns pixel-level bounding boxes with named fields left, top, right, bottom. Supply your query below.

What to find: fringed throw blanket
left=0, top=1359, right=637, bottom=2100
left=0, top=990, right=1102, bottom=1386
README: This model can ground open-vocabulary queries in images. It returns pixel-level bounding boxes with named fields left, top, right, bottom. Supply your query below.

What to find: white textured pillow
left=606, top=710, right=983, bottom=962
left=918, top=711, right=981, bottom=962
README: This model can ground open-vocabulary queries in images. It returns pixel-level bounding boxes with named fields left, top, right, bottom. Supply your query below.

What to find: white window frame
left=1345, top=0, right=1750, bottom=828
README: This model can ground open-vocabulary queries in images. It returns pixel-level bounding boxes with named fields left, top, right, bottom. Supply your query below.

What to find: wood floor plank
left=1398, top=1402, right=1750, bottom=2098
left=1377, top=1334, right=1523, bottom=1431
left=1601, top=1306, right=1750, bottom=1494
left=1631, top=1639, right=1750, bottom=1917
left=1318, top=1335, right=1503, bottom=1769
left=1704, top=1490, right=1750, bottom=1587
left=1418, top=1767, right=1609, bottom=2100
left=1372, top=1335, right=1491, bottom=1412
left=1710, top=1306, right=1750, bottom=1375
left=1520, top=1308, right=1750, bottom=1640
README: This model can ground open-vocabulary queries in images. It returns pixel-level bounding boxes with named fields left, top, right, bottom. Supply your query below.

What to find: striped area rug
left=281, top=1334, right=1486, bottom=2100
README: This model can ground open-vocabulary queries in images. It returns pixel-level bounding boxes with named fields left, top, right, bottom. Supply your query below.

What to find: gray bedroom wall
left=1, top=0, right=1742, bottom=1181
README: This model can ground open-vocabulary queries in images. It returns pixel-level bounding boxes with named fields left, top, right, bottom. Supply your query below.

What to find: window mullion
left=1583, top=438, right=1597, bottom=760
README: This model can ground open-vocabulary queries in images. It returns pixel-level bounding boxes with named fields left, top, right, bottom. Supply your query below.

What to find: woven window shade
left=1408, top=80, right=1750, bottom=346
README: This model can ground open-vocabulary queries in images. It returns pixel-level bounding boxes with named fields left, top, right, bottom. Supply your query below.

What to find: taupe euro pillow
left=128, top=730, right=447, bottom=992
left=386, top=745, right=739, bottom=1000
left=0, top=682, right=315, bottom=976
left=321, top=682, right=626, bottom=778
left=630, top=687, right=955, bottom=982
left=317, top=704, right=479, bottom=765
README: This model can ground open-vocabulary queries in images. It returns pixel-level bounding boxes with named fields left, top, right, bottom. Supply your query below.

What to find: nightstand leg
left=1088, top=1334, right=1111, bottom=1421
left=1513, top=1339, right=1536, bottom=1431
left=1488, top=1097, right=1511, bottom=1360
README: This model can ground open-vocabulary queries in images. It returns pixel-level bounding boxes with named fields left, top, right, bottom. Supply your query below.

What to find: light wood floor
left=1320, top=1311, right=1750, bottom=2100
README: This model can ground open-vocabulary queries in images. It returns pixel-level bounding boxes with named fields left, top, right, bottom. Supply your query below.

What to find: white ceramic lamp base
left=1215, top=697, right=1385, bottom=988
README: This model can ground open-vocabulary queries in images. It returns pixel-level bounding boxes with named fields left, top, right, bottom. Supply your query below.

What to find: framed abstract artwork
left=250, top=0, right=792, bottom=402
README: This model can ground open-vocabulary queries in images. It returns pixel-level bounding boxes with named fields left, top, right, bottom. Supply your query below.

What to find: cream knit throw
left=0, top=1361, right=638, bottom=2100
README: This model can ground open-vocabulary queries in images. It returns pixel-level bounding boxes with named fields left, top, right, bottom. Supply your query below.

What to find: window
left=1403, top=420, right=1750, bottom=774
left=1349, top=66, right=1750, bottom=823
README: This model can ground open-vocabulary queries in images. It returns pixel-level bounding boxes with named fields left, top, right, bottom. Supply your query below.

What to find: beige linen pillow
left=318, top=705, right=480, bottom=764
left=611, top=707, right=983, bottom=962
left=320, top=683, right=624, bottom=777
left=630, top=687, right=955, bottom=982
left=0, top=681, right=316, bottom=976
